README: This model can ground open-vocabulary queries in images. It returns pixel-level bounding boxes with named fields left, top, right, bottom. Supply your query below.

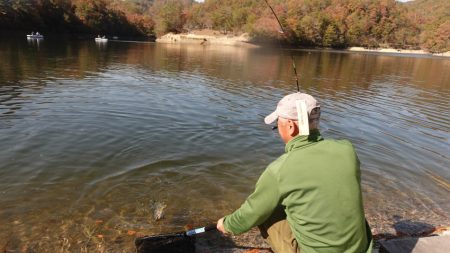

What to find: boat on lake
left=95, top=36, right=108, bottom=42
left=27, top=33, right=43, bottom=39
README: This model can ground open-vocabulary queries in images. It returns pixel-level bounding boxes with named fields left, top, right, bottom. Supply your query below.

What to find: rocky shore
left=347, top=47, right=450, bottom=57
left=156, top=30, right=253, bottom=47
left=195, top=224, right=450, bottom=253
left=156, top=30, right=449, bottom=57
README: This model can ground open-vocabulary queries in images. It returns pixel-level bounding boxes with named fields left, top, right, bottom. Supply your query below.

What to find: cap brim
left=264, top=110, right=278, bottom=124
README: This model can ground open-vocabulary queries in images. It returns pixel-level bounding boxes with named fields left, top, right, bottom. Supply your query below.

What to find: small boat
left=27, top=33, right=44, bottom=39
left=95, top=37, right=108, bottom=42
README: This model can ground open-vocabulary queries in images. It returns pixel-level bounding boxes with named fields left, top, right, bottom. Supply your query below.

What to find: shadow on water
left=374, top=216, right=436, bottom=239
left=375, top=216, right=447, bottom=253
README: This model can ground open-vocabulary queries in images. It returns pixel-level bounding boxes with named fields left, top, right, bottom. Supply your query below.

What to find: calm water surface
left=0, top=37, right=449, bottom=251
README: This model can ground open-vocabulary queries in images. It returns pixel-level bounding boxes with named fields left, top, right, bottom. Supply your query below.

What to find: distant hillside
left=406, top=0, right=449, bottom=18
left=405, top=0, right=450, bottom=52
left=0, top=0, right=448, bottom=53
left=0, top=0, right=155, bottom=37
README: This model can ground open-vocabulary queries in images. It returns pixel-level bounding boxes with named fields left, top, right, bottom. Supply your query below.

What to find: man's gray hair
left=309, top=107, right=321, bottom=130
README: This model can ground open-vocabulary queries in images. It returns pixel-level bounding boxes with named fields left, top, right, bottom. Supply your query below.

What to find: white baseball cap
left=264, top=92, right=320, bottom=124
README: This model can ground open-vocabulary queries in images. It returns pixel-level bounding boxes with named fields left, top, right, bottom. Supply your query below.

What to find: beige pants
left=258, top=206, right=300, bottom=253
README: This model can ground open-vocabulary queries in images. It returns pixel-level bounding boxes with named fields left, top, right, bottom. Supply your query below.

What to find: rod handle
left=185, top=224, right=217, bottom=236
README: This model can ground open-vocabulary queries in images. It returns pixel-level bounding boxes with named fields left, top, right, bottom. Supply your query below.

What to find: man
left=217, top=92, right=373, bottom=253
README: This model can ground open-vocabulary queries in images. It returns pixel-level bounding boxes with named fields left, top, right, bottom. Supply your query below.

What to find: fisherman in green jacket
left=217, top=92, right=373, bottom=253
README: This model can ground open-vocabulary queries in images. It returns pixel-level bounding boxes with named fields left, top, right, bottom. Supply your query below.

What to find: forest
left=0, top=0, right=448, bottom=53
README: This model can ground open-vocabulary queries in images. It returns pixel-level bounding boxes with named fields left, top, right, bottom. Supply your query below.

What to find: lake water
left=0, top=37, right=449, bottom=252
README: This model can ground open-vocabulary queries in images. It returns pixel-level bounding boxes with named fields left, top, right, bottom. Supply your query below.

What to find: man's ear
left=288, top=120, right=299, bottom=136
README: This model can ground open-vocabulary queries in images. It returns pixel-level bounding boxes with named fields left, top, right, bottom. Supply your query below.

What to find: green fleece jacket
left=224, top=130, right=373, bottom=253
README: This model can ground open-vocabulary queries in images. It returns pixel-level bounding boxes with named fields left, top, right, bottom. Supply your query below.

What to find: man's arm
left=218, top=169, right=280, bottom=235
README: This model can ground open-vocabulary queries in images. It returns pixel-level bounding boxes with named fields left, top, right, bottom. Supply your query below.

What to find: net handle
left=184, top=224, right=217, bottom=236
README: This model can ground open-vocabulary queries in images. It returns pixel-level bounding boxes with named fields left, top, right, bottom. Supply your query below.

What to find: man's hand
left=217, top=217, right=229, bottom=234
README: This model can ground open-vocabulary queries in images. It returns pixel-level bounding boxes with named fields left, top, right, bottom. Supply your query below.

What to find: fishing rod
left=263, top=0, right=300, bottom=92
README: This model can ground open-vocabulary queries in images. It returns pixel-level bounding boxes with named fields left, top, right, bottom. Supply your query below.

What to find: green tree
left=152, top=0, right=188, bottom=36
left=323, top=23, right=344, bottom=47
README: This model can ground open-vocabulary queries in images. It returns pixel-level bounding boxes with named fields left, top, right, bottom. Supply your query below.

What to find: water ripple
left=0, top=40, right=449, bottom=251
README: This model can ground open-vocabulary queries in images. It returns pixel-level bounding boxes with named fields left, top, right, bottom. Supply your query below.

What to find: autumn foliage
left=0, top=0, right=448, bottom=53
left=0, top=0, right=154, bottom=36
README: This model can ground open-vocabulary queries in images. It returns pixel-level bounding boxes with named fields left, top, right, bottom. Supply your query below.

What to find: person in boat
left=217, top=92, right=373, bottom=253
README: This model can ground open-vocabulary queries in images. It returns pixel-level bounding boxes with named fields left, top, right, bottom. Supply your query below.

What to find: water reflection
left=95, top=40, right=108, bottom=49
left=2, top=39, right=448, bottom=89
left=0, top=37, right=449, bottom=252
left=26, top=37, right=43, bottom=49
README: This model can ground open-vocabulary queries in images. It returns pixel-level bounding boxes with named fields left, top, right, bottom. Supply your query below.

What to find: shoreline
left=156, top=31, right=449, bottom=57
left=347, top=47, right=450, bottom=57
left=156, top=31, right=255, bottom=47
left=197, top=223, right=450, bottom=253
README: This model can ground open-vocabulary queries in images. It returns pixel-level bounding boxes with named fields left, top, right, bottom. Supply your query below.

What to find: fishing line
left=263, top=0, right=300, bottom=92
